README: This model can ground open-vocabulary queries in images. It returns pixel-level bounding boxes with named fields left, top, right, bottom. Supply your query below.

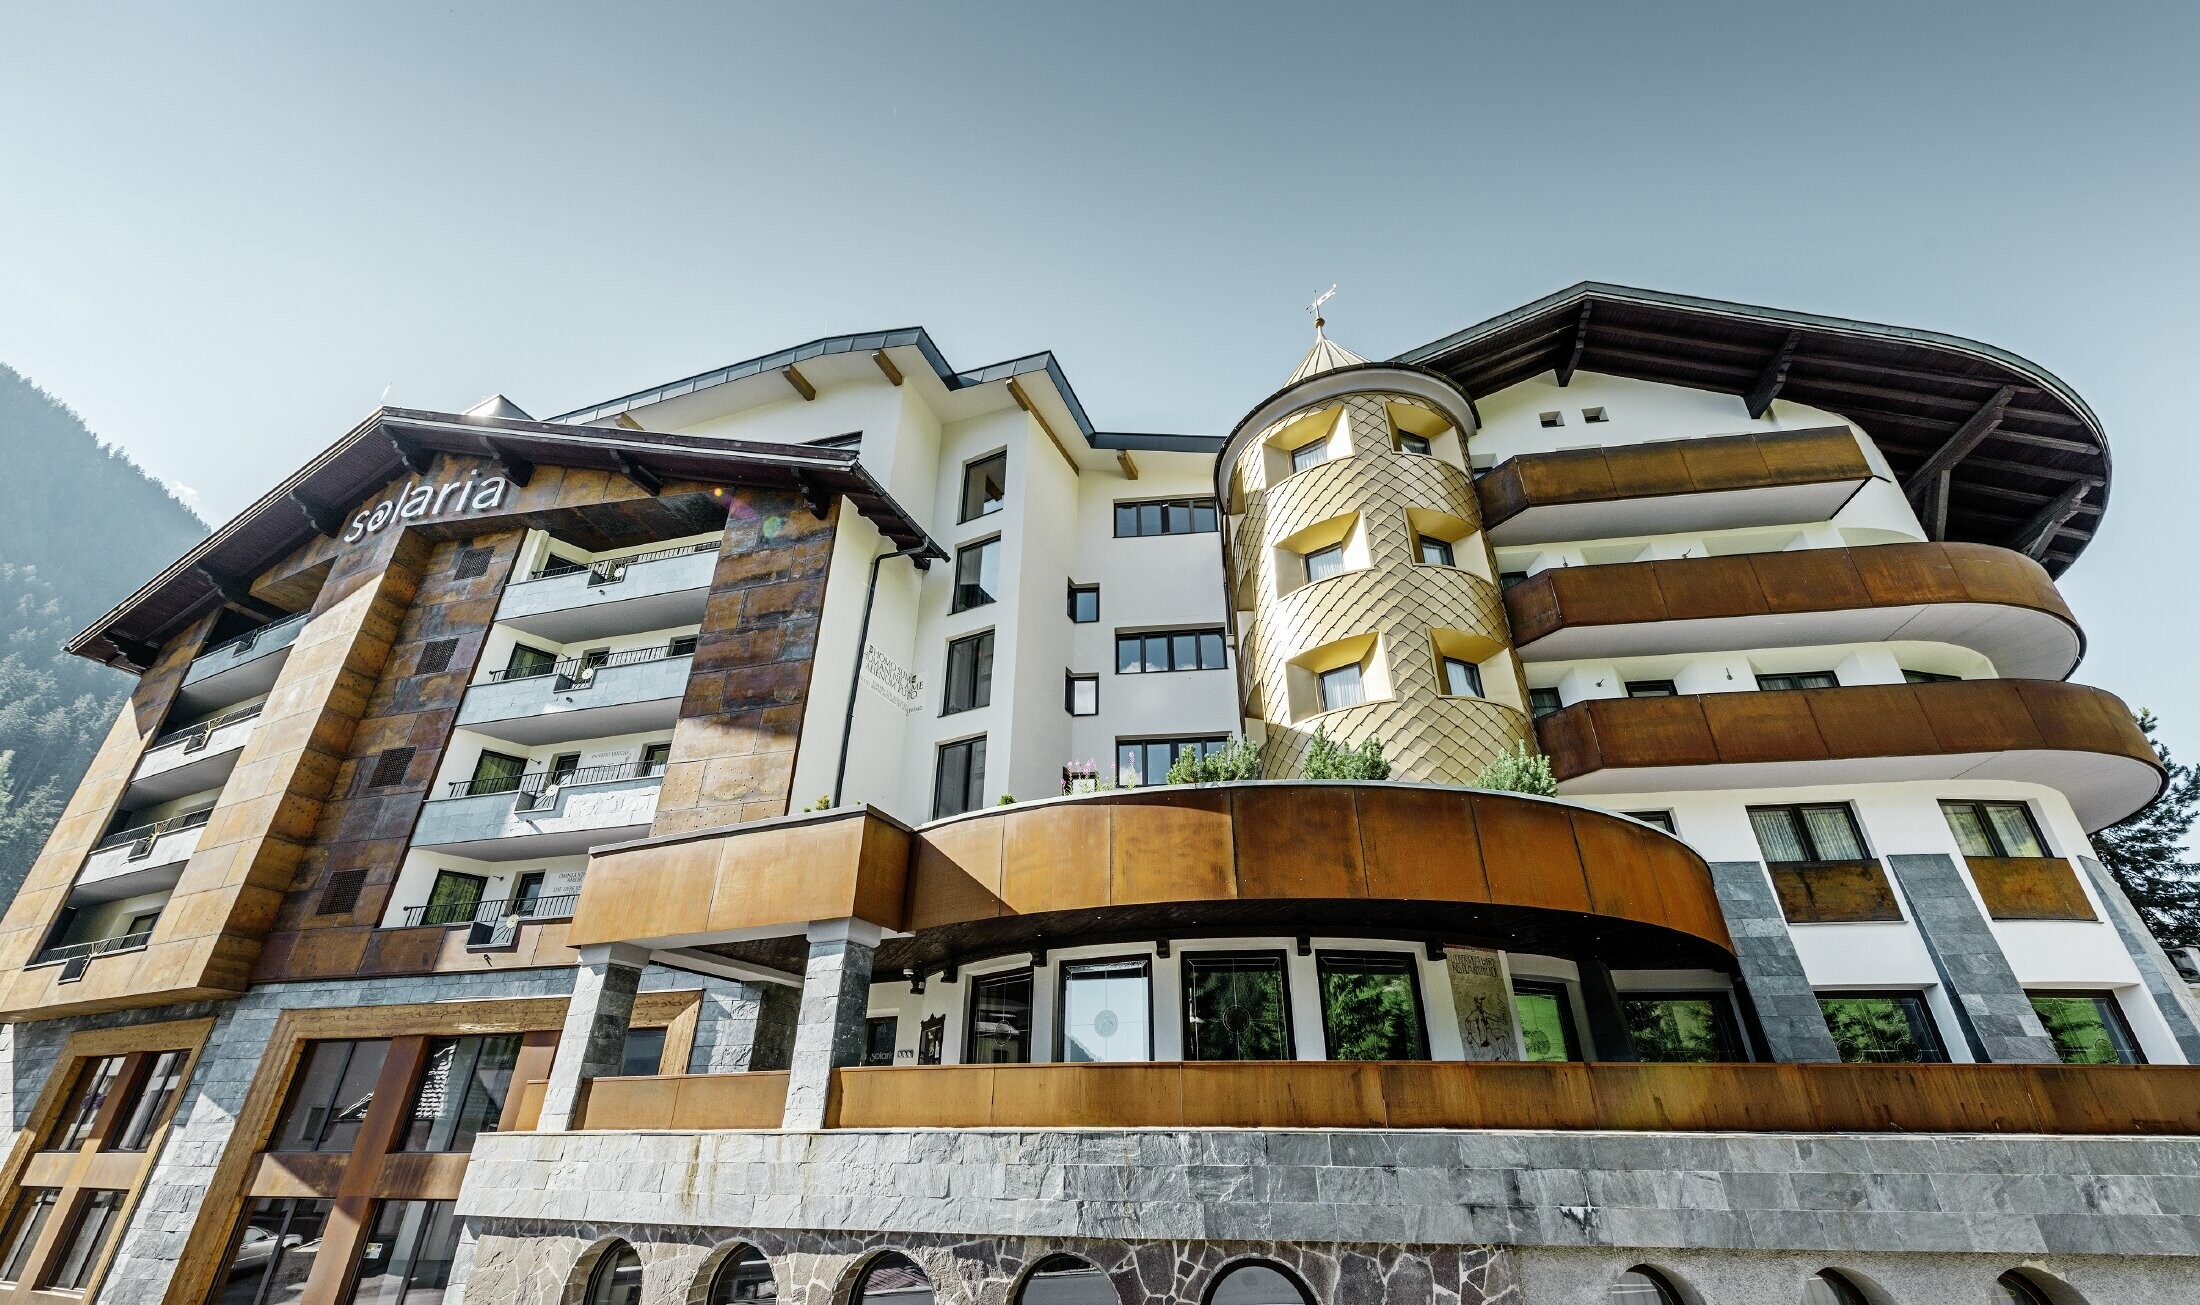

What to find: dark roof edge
left=1089, top=431, right=1224, bottom=453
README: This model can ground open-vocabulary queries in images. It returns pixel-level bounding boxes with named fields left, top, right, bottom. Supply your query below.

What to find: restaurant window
left=41, top=1190, right=123, bottom=1293
left=951, top=537, right=1001, bottom=613
left=1529, top=688, right=1563, bottom=719
left=1303, top=543, right=1346, bottom=584
left=959, top=452, right=1007, bottom=523
left=400, top=1035, right=521, bottom=1152
left=2028, top=991, right=2146, bottom=1065
left=933, top=737, right=987, bottom=819
left=1065, top=673, right=1098, bottom=717
left=965, top=969, right=1034, bottom=1064
left=1114, top=498, right=1218, bottom=538
left=583, top=1242, right=644, bottom=1305
left=1941, top=800, right=2050, bottom=859
left=1058, top=957, right=1151, bottom=1062
left=1317, top=951, right=1429, bottom=1061
left=1817, top=992, right=1947, bottom=1064
left=209, top=1197, right=331, bottom=1305
left=1620, top=992, right=1745, bottom=1063
left=863, top=1017, right=898, bottom=1067
left=1116, top=736, right=1227, bottom=788
left=1511, top=981, right=1581, bottom=1062
left=707, top=1245, right=775, bottom=1303
left=111, top=1049, right=188, bottom=1152
left=616, top=1027, right=667, bottom=1077
left=0, top=1191, right=57, bottom=1283
left=1417, top=535, right=1455, bottom=567
left=1067, top=584, right=1099, bottom=623
left=1318, top=663, right=1365, bottom=712
left=1115, top=629, right=1228, bottom=673
left=50, top=1057, right=125, bottom=1150
left=1624, top=680, right=1677, bottom=698
left=269, top=1040, right=391, bottom=1154
left=1016, top=1253, right=1113, bottom=1304
left=1756, top=671, right=1838, bottom=691
left=1748, top=804, right=1868, bottom=863
left=942, top=632, right=995, bottom=715
left=347, top=1200, right=460, bottom=1305
left=1441, top=657, right=1482, bottom=698
left=1182, top=952, right=1293, bottom=1061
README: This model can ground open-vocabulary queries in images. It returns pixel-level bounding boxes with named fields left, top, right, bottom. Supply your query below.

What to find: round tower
left=1219, top=317, right=1533, bottom=782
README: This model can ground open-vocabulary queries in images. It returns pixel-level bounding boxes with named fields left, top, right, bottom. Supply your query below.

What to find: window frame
left=1314, top=949, right=1431, bottom=1062
left=1065, top=672, right=1099, bottom=717
left=932, top=735, right=988, bottom=819
left=1067, top=583, right=1100, bottom=623
left=1288, top=438, right=1331, bottom=474
left=1755, top=670, right=1839, bottom=692
left=1394, top=430, right=1433, bottom=456
left=963, top=966, right=1036, bottom=1065
left=1510, top=979, right=1583, bottom=1062
left=941, top=630, right=996, bottom=716
left=1113, top=497, right=1220, bottom=538
left=1940, top=799, right=2051, bottom=859
left=1114, top=628, right=1228, bottom=674
left=1440, top=656, right=1483, bottom=698
left=1618, top=988, right=1748, bottom=1064
left=2027, top=989, right=2147, bottom=1065
left=1317, top=661, right=1366, bottom=712
left=1416, top=534, right=1456, bottom=567
left=1114, top=736, right=1228, bottom=788
left=40, top=1188, right=125, bottom=1293
left=1055, top=954, right=1155, bottom=1063
left=1528, top=687, right=1563, bottom=719
left=1747, top=803, right=1871, bottom=864
left=1623, top=679, right=1679, bottom=698
left=1814, top=990, right=1950, bottom=1064
left=958, top=451, right=1008, bottom=524
left=1180, top=950, right=1298, bottom=1062
left=1302, top=542, right=1347, bottom=585
left=949, top=535, right=1002, bottom=613
left=1623, top=810, right=1676, bottom=835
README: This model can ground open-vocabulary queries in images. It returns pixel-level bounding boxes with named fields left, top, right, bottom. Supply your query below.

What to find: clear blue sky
left=3, top=3, right=2196, bottom=755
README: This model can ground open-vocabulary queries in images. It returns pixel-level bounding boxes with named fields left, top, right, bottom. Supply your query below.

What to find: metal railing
left=400, top=892, right=579, bottom=932
left=146, top=703, right=264, bottom=754
left=482, top=640, right=695, bottom=686
left=91, top=808, right=213, bottom=858
left=439, top=758, right=667, bottom=808
left=522, top=540, right=715, bottom=586
left=35, top=930, right=155, bottom=976
left=195, top=610, right=308, bottom=664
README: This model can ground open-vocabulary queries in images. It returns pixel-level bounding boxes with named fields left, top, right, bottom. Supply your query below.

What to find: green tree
left=1473, top=741, right=1556, bottom=796
left=2093, top=710, right=2200, bottom=948
left=1300, top=726, right=1389, bottom=780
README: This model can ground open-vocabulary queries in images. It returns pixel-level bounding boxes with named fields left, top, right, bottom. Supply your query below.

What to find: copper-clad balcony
left=1505, top=542, right=2082, bottom=679
left=1535, top=679, right=2162, bottom=829
left=1477, top=426, right=1875, bottom=545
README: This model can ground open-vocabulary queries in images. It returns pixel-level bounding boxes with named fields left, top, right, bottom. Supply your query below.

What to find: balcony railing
left=90, top=808, right=213, bottom=858
left=441, top=759, right=666, bottom=809
left=483, top=641, right=696, bottom=687
left=401, top=892, right=578, bottom=947
left=523, top=541, right=716, bottom=586
left=34, top=930, right=155, bottom=980
left=146, top=703, right=264, bottom=755
left=195, top=610, right=309, bottom=664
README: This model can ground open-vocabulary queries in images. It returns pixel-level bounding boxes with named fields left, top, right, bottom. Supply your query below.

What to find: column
left=1573, top=958, right=1638, bottom=1062
left=781, top=918, right=881, bottom=1130
left=1885, top=854, right=2059, bottom=1063
left=1706, top=862, right=1841, bottom=1062
left=539, top=942, right=650, bottom=1131
left=2077, top=855, right=2200, bottom=1063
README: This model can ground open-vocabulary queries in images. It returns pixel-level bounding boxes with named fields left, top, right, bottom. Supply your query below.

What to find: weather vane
left=1307, top=285, right=1337, bottom=337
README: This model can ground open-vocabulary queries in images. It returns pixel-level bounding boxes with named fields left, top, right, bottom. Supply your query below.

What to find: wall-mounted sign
left=343, top=475, right=510, bottom=543
left=1445, top=946, right=1521, bottom=1061
left=860, top=643, right=924, bottom=713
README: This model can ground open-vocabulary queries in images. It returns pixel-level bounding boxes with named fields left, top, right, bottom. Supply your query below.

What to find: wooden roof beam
left=782, top=364, right=817, bottom=402
left=387, top=431, right=435, bottom=476
left=2010, top=481, right=2091, bottom=559
left=195, top=566, right=285, bottom=623
left=791, top=470, right=833, bottom=520
left=871, top=350, right=904, bottom=386
left=1556, top=304, right=1593, bottom=386
left=1904, top=385, right=2020, bottom=533
left=483, top=438, right=535, bottom=488
left=1006, top=377, right=1078, bottom=473
left=1745, top=330, right=1803, bottom=419
left=289, top=489, right=344, bottom=538
left=615, top=452, right=664, bottom=496
left=1116, top=450, right=1140, bottom=480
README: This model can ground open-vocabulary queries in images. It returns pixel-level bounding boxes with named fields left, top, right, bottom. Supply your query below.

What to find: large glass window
left=942, top=632, right=995, bottom=715
left=1756, top=671, right=1838, bottom=691
left=951, top=537, right=1001, bottom=612
left=1017, top=1253, right=1113, bottom=1304
left=347, top=1200, right=459, bottom=1305
left=50, top=1057, right=125, bottom=1150
left=43, top=1190, right=123, bottom=1293
left=1303, top=543, right=1345, bottom=584
left=1609, top=1267, right=1684, bottom=1304
left=1113, top=498, right=1218, bottom=538
left=1317, top=952, right=1428, bottom=1061
left=855, top=1252, right=934, bottom=1303
left=1183, top=953, right=1293, bottom=1061
left=210, top=1197, right=331, bottom=1305
left=111, top=1049, right=188, bottom=1152
left=1817, top=993, right=1947, bottom=1064
left=2029, top=992, right=2145, bottom=1064
left=1115, top=629, right=1227, bottom=673
left=1748, top=805, right=1868, bottom=863
left=1511, top=981, right=1581, bottom=1062
left=1206, top=1261, right=1313, bottom=1304
left=1317, top=663, right=1365, bottom=711
left=616, top=1027, right=667, bottom=1077
left=706, top=1245, right=775, bottom=1303
left=270, top=1040, right=391, bottom=1154
left=933, top=737, right=987, bottom=819
left=466, top=750, right=528, bottom=796
left=1620, top=992, right=1744, bottom=1063
left=1941, top=800, right=2050, bottom=858
left=583, top=1243, right=643, bottom=1305
left=400, top=1035, right=520, bottom=1152
left=959, top=453, right=1006, bottom=523
left=1058, top=957, right=1152, bottom=1062
left=965, top=970, right=1034, bottom=1064
left=1115, top=736, right=1227, bottom=788
left=0, top=1191, right=57, bottom=1283
left=422, top=871, right=487, bottom=928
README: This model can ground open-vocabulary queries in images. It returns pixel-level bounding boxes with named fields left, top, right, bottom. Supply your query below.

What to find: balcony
left=126, top=703, right=262, bottom=804
left=75, top=810, right=210, bottom=899
left=30, top=929, right=156, bottom=982
left=176, top=611, right=307, bottom=713
left=1477, top=426, right=1875, bottom=545
left=1504, top=542, right=2083, bottom=680
left=494, top=542, right=717, bottom=644
left=1535, top=679, right=2163, bottom=828
left=412, top=761, right=663, bottom=859
left=398, top=892, right=579, bottom=947
left=455, top=645, right=692, bottom=746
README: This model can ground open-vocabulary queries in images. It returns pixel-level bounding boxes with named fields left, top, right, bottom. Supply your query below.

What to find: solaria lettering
left=344, top=475, right=510, bottom=542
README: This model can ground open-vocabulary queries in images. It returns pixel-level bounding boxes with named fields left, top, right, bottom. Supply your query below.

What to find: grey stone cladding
left=2078, top=853, right=2200, bottom=1062
left=1886, top=852, right=2061, bottom=1062
left=1705, top=860, right=1842, bottom=1062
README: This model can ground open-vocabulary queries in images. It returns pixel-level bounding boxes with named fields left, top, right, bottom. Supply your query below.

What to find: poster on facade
left=1445, top=946, right=1520, bottom=1060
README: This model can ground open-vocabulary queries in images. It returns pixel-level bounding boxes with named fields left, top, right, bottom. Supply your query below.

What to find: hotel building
left=0, top=284, right=2195, bottom=1305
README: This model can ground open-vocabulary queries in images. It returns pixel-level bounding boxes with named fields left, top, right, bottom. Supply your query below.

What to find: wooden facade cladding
left=1966, top=856, right=2097, bottom=921
left=571, top=784, right=1735, bottom=959
left=565, top=1072, right=791, bottom=1131
left=1503, top=541, right=2084, bottom=679
left=1766, top=860, right=1904, bottom=924
left=1474, top=425, right=1875, bottom=544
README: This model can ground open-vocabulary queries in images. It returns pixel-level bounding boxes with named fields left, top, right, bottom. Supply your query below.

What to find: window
left=583, top=1243, right=643, bottom=1305
left=1289, top=438, right=1330, bottom=473
left=1317, top=662, right=1365, bottom=711
left=1748, top=804, right=1868, bottom=863
left=50, top=1057, right=125, bottom=1151
left=1941, top=800, right=2049, bottom=858
left=1183, top=952, right=1293, bottom=1061
left=400, top=1035, right=520, bottom=1152
left=942, top=632, right=995, bottom=715
left=347, top=1199, right=460, bottom=1305
left=1115, top=628, right=1227, bottom=673
left=863, top=1017, right=898, bottom=1067
left=933, top=737, right=987, bottom=818
left=1395, top=431, right=1432, bottom=456
left=1904, top=669, right=1961, bottom=684
left=1114, top=498, right=1219, bottom=538
left=707, top=1245, right=775, bottom=1304
left=39, top=1189, right=119, bottom=1292
left=1016, top=1253, right=1112, bottom=1304
left=466, top=750, right=527, bottom=796
left=0, top=1192, right=56, bottom=1283
left=503, top=643, right=557, bottom=681
left=270, top=1040, right=392, bottom=1153
left=1582, top=406, right=1608, bottom=423
left=1204, top=1262, right=1312, bottom=1305
left=210, top=1197, right=331, bottom=1305
left=1756, top=671, right=1838, bottom=691
left=1059, top=957, right=1152, bottom=1062
left=667, top=633, right=698, bottom=658
left=855, top=1253, right=934, bottom=1304
left=1065, top=673, right=1098, bottom=717
left=1511, top=981, right=1581, bottom=1062
left=1539, top=411, right=1564, bottom=428
left=641, top=742, right=671, bottom=774
left=1817, top=993, right=1947, bottom=1063
left=1417, top=535, right=1455, bottom=567
left=1317, top=951, right=1429, bottom=1061
left=1303, top=543, right=1346, bottom=584
left=1529, top=688, right=1563, bottom=719
left=1116, top=736, right=1227, bottom=787
left=1802, top=1270, right=1869, bottom=1305
left=950, top=537, right=1001, bottom=613
left=2029, top=992, right=2145, bottom=1064
left=1624, top=680, right=1678, bottom=698
left=1067, top=584, right=1099, bottom=623
left=966, top=969, right=1034, bottom=1064
left=1498, top=570, right=1529, bottom=589
left=617, top=1027, right=667, bottom=1077
left=422, top=870, right=486, bottom=928
left=1994, top=1271, right=2056, bottom=1305
left=1620, top=992, right=1745, bottom=1063
left=111, top=1050, right=187, bottom=1152
left=1625, top=811, right=1676, bottom=835
left=1441, top=657, right=1483, bottom=698
left=1609, top=1266, right=1684, bottom=1304
left=959, top=452, right=1006, bottom=523
left=917, top=1016, right=945, bottom=1066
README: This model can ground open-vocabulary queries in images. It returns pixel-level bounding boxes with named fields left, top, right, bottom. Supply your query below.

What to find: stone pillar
left=781, top=918, right=881, bottom=1129
left=1573, top=957, right=1638, bottom=1062
left=2077, top=854, right=2200, bottom=1063
left=539, top=942, right=650, bottom=1130
left=1707, top=862, right=1841, bottom=1062
left=1886, top=853, right=2059, bottom=1063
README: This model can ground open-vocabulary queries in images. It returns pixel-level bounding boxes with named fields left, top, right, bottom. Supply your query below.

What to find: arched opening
left=1997, top=1270, right=2076, bottom=1305
left=852, top=1251, right=934, bottom=1303
left=1205, top=1260, right=1315, bottom=1305
left=1801, top=1270, right=1868, bottom=1305
left=582, top=1242, right=644, bottom=1305
left=1015, top=1253, right=1117, bottom=1304
left=1609, top=1265, right=1684, bottom=1304
left=705, top=1243, right=776, bottom=1303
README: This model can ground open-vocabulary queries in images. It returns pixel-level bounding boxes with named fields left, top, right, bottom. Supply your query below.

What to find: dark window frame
left=1115, top=735, right=1228, bottom=788
left=1317, top=662, right=1366, bottom=712
left=1416, top=535, right=1456, bottom=567
left=1065, top=673, right=1098, bottom=717
left=963, top=966, right=1036, bottom=1065
left=1747, top=803, right=1871, bottom=864
left=1114, top=628, right=1228, bottom=674
left=941, top=630, right=996, bottom=716
left=1055, top=954, right=1155, bottom=1063
left=958, top=451, right=1008, bottom=524
left=1067, top=584, right=1100, bottom=623
left=932, top=736, right=987, bottom=819
left=1113, top=497, right=1220, bottom=538
left=1755, top=671, right=1839, bottom=692
left=1940, top=799, right=2051, bottom=859
left=1510, top=979, right=1583, bottom=1062
left=1302, top=542, right=1346, bottom=585
left=950, top=535, right=1002, bottom=614
left=1624, top=810, right=1677, bottom=835
left=1314, top=949, right=1431, bottom=1061
left=1180, top=950, right=1297, bottom=1062
left=1623, top=679, right=1679, bottom=698
left=1394, top=430, right=1433, bottom=456
left=1619, top=989, right=1748, bottom=1064
left=1815, top=990, right=1950, bottom=1064
left=1528, top=687, right=1563, bottom=719
left=2027, top=989, right=2147, bottom=1065
left=1440, top=656, right=1483, bottom=698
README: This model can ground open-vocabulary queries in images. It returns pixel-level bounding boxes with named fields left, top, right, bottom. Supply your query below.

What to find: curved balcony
left=1477, top=425, right=1874, bottom=545
left=494, top=542, right=717, bottom=644
left=1536, top=679, right=2162, bottom=829
left=570, top=782, right=1736, bottom=973
left=1504, top=541, right=2082, bottom=679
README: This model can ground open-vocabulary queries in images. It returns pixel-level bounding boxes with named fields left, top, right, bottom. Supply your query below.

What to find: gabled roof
left=1397, top=282, right=2110, bottom=574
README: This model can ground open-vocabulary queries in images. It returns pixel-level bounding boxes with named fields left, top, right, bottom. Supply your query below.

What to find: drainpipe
left=831, top=542, right=932, bottom=807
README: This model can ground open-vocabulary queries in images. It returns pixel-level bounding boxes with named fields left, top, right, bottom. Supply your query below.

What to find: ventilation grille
left=417, top=638, right=458, bottom=674
left=317, top=870, right=368, bottom=916
left=366, top=746, right=415, bottom=789
left=453, top=547, right=495, bottom=580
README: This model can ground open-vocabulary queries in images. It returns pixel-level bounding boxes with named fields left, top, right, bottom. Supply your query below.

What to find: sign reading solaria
left=344, top=475, right=510, bottom=543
